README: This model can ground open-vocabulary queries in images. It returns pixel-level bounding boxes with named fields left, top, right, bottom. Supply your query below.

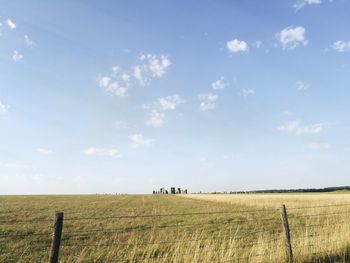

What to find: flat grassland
left=0, top=193, right=350, bottom=262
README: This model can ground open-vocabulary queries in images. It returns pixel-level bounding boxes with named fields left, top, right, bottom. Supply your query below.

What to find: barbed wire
left=289, top=210, right=350, bottom=219
left=290, top=220, right=350, bottom=229
left=2, top=203, right=349, bottom=225
left=297, top=239, right=349, bottom=248
left=287, top=203, right=350, bottom=210
left=60, top=218, right=281, bottom=238
left=61, top=229, right=282, bottom=248
left=0, top=231, right=51, bottom=238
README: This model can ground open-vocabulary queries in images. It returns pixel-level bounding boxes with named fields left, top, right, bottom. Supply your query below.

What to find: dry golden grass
left=0, top=193, right=349, bottom=262
left=184, top=192, right=350, bottom=262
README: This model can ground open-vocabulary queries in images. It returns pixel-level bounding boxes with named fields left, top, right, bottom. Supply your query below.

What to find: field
left=1, top=193, right=350, bottom=263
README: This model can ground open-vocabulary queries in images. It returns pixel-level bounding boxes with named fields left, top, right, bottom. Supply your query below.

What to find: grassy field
left=0, top=193, right=350, bottom=262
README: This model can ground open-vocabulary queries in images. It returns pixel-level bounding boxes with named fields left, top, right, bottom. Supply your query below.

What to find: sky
left=1, top=0, right=350, bottom=194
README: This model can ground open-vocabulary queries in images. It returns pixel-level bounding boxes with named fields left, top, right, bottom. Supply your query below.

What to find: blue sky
left=1, top=0, right=350, bottom=194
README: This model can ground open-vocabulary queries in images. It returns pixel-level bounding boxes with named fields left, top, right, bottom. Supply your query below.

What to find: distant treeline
left=204, top=186, right=350, bottom=194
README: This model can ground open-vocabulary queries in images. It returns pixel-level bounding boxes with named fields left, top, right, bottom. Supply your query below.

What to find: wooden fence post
left=280, top=204, right=293, bottom=263
left=49, top=212, right=64, bottom=263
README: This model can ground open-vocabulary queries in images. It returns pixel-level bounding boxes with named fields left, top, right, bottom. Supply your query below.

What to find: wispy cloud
left=240, top=89, right=255, bottom=97
left=36, top=148, right=53, bottom=155
left=144, top=94, right=184, bottom=128
left=198, top=93, right=218, bottom=111
left=158, top=94, right=183, bottom=111
left=331, top=41, right=350, bottom=52
left=277, top=26, right=308, bottom=50
left=0, top=101, right=8, bottom=114
left=296, top=80, right=309, bottom=91
left=24, top=35, right=35, bottom=47
left=129, top=133, right=153, bottom=148
left=5, top=18, right=16, bottom=30
left=211, top=77, right=227, bottom=90
left=146, top=110, right=165, bottom=128
left=307, top=142, right=331, bottom=150
left=277, top=120, right=323, bottom=135
left=83, top=147, right=121, bottom=157
left=294, top=0, right=322, bottom=11
left=12, top=50, right=23, bottom=62
left=253, top=40, right=263, bottom=49
left=226, top=39, right=249, bottom=54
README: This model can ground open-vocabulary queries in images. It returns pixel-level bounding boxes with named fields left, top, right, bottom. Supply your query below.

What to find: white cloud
left=198, top=93, right=218, bottom=111
left=98, top=53, right=171, bottom=97
left=211, top=77, right=227, bottom=90
left=145, top=54, right=171, bottom=77
left=0, top=101, right=8, bottom=114
left=331, top=41, right=350, bottom=52
left=24, top=35, right=35, bottom=47
left=146, top=110, right=165, bottom=128
left=120, top=73, right=131, bottom=82
left=294, top=0, right=322, bottom=10
left=296, top=80, right=309, bottom=91
left=133, top=65, right=144, bottom=85
left=254, top=41, right=263, bottom=48
left=5, top=19, right=16, bottom=30
left=115, top=121, right=136, bottom=130
left=36, top=148, right=53, bottom=155
left=277, top=26, right=308, bottom=50
left=144, top=94, right=184, bottom=128
left=307, top=142, right=331, bottom=150
left=12, top=50, right=23, bottom=62
left=134, top=54, right=172, bottom=85
left=226, top=39, right=249, bottom=54
left=106, top=81, right=128, bottom=97
left=98, top=76, right=111, bottom=88
left=98, top=76, right=128, bottom=98
left=240, top=89, right=255, bottom=97
left=277, top=120, right=323, bottom=135
left=158, top=94, right=183, bottom=110
left=129, top=133, right=153, bottom=148
left=83, top=147, right=121, bottom=157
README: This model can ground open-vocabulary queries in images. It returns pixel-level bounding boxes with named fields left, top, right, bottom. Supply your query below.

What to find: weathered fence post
left=280, top=204, right=293, bottom=263
left=49, top=212, right=64, bottom=263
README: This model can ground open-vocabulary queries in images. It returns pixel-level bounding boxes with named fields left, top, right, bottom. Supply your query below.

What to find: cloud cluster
left=198, top=93, right=218, bottom=111
left=98, top=54, right=171, bottom=97
left=226, top=39, right=249, bottom=54
left=277, top=120, right=323, bottom=135
left=144, top=94, right=184, bottom=128
left=83, top=147, right=121, bottom=157
left=277, top=26, right=308, bottom=50
left=1, top=18, right=35, bottom=62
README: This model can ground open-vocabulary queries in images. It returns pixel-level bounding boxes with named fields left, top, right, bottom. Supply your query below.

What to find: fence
left=1, top=203, right=350, bottom=262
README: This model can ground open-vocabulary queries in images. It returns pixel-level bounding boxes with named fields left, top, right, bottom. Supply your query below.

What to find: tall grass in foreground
left=0, top=193, right=349, bottom=262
